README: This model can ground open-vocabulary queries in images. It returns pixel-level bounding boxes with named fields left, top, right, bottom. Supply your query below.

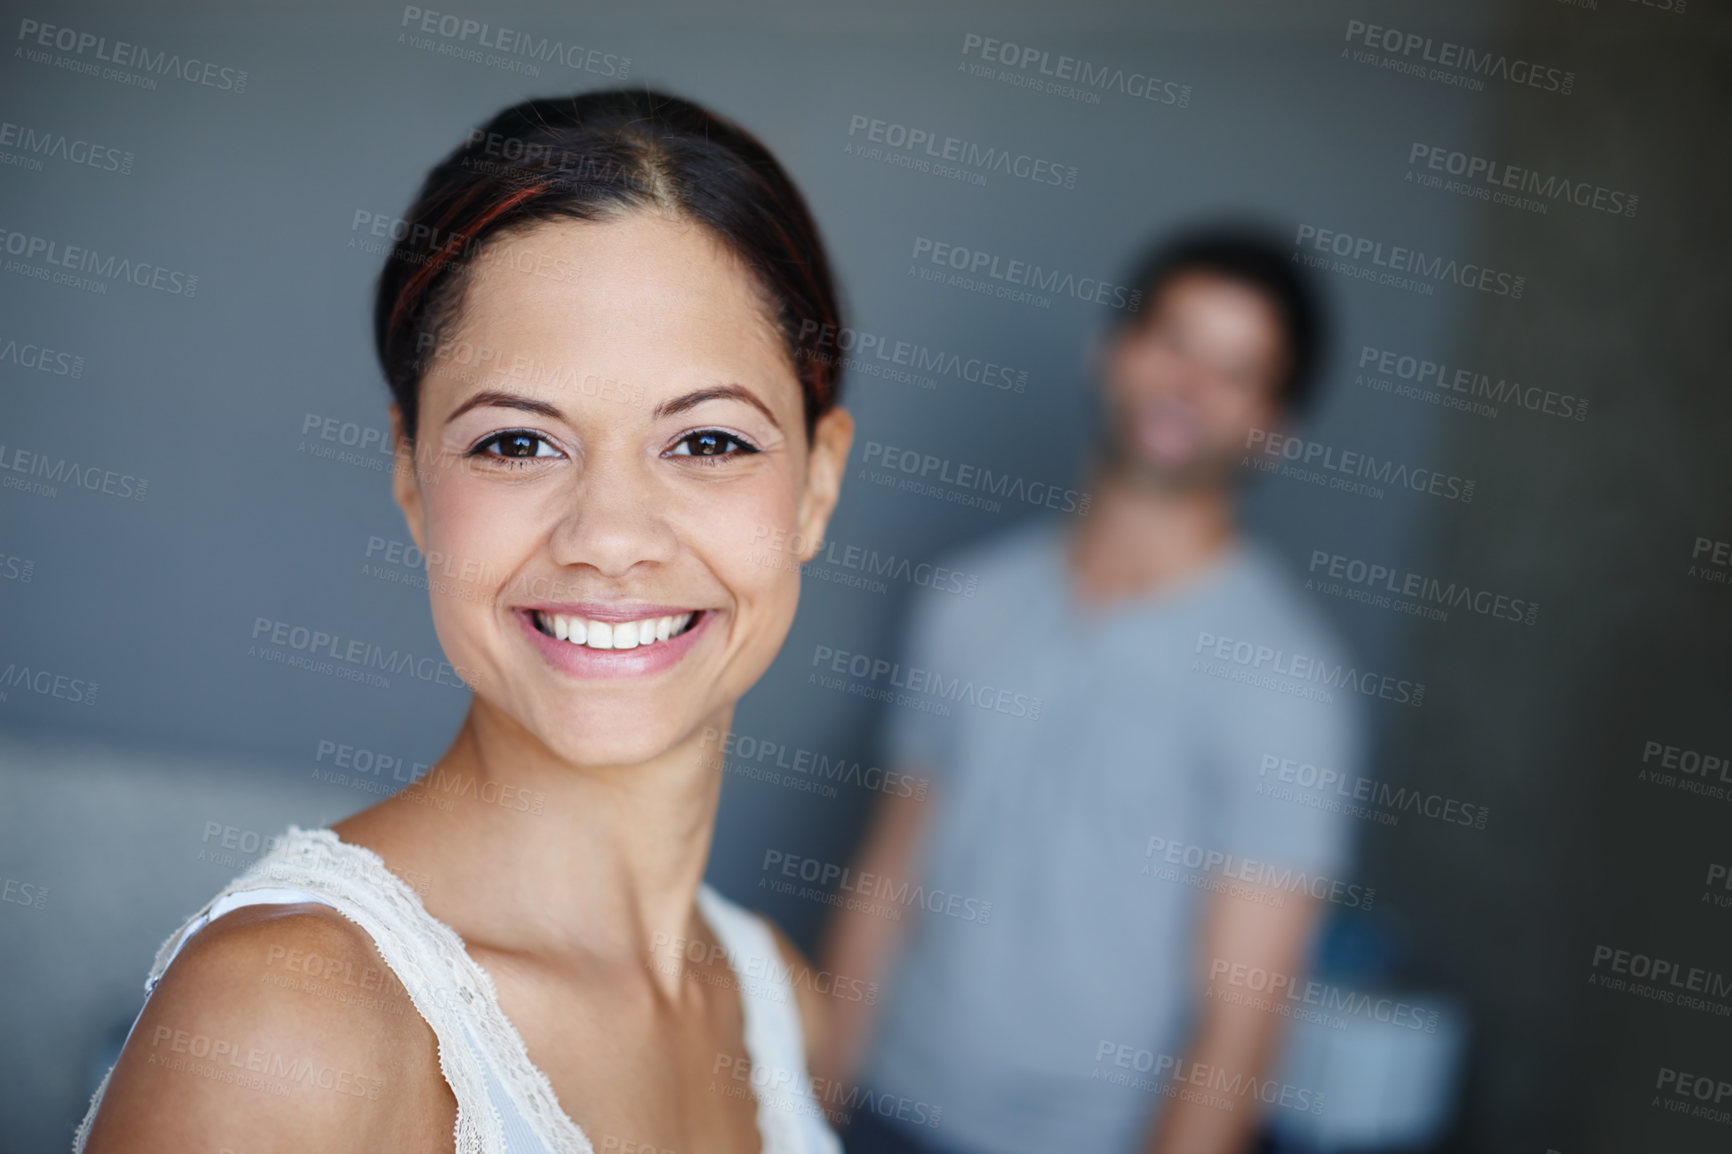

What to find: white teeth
left=537, top=611, right=694, bottom=651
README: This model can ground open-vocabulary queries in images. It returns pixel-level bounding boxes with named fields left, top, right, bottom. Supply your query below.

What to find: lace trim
left=70, top=1064, right=115, bottom=1152
left=256, top=827, right=596, bottom=1154
left=72, top=825, right=830, bottom=1154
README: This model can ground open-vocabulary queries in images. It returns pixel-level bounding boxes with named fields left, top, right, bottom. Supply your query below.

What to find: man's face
left=1098, top=269, right=1290, bottom=490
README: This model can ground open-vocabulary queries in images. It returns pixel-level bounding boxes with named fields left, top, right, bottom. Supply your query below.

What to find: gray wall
left=1362, top=5, right=1732, bottom=1153
left=2, top=0, right=1725, bottom=1151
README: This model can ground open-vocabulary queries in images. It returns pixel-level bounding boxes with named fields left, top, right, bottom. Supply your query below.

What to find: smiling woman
left=74, top=89, right=855, bottom=1154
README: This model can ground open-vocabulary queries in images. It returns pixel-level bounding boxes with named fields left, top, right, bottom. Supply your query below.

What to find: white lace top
left=72, top=826, right=843, bottom=1154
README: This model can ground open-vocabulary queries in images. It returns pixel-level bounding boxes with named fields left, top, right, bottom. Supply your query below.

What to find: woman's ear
left=388, top=404, right=427, bottom=555
left=793, top=406, right=855, bottom=564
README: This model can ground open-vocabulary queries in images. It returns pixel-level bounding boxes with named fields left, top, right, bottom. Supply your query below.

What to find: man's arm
left=812, top=776, right=935, bottom=1094
left=1141, top=882, right=1322, bottom=1154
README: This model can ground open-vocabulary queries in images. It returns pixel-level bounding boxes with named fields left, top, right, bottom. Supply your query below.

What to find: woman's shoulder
left=138, top=897, right=415, bottom=1038
left=82, top=899, right=454, bottom=1153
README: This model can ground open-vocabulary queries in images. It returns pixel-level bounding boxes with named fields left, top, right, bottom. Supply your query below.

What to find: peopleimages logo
left=1689, top=537, right=1732, bottom=590
left=0, top=660, right=98, bottom=706
left=648, top=931, right=880, bottom=1006
left=1092, top=1042, right=1324, bottom=1114
left=411, top=331, right=642, bottom=405
left=846, top=114, right=1077, bottom=189
left=1406, top=143, right=1637, bottom=218
left=1637, top=739, right=1732, bottom=804
left=796, top=319, right=1028, bottom=394
left=959, top=32, right=1192, bottom=108
left=749, top=524, right=982, bottom=599
left=0, top=119, right=134, bottom=174
left=15, top=17, right=250, bottom=93
left=909, top=236, right=1142, bottom=311
left=0, top=443, right=148, bottom=501
left=0, top=333, right=84, bottom=377
left=248, top=617, right=477, bottom=692
left=1293, top=224, right=1524, bottom=299
left=1341, top=19, right=1574, bottom=94
left=1356, top=345, right=1588, bottom=423
left=1306, top=549, right=1539, bottom=626
left=1192, top=630, right=1426, bottom=707
left=0, top=551, right=35, bottom=583
left=760, top=850, right=993, bottom=924
left=145, top=1026, right=384, bottom=1099
left=1244, top=429, right=1475, bottom=504
left=0, top=227, right=199, bottom=297
left=1588, top=944, right=1732, bottom=1016
left=1653, top=1066, right=1732, bottom=1127
left=1257, top=754, right=1490, bottom=830
left=810, top=643, right=1044, bottom=720
left=1, top=875, right=49, bottom=910
left=1206, top=959, right=1442, bottom=1032
left=396, top=6, right=631, bottom=77
left=1703, top=863, right=1732, bottom=911
left=1144, top=837, right=1374, bottom=909
left=860, top=439, right=1090, bottom=516
left=699, top=725, right=930, bottom=800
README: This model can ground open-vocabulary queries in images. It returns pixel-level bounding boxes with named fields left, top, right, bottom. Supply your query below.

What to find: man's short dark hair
left=1113, top=224, right=1327, bottom=416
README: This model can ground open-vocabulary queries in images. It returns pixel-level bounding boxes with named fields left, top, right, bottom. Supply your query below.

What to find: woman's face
left=390, top=212, right=852, bottom=769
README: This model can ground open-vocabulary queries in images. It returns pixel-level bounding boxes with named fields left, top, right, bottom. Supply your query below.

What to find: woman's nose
left=544, top=449, right=680, bottom=578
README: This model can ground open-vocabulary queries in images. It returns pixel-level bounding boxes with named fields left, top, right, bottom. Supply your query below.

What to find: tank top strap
left=256, top=827, right=597, bottom=1153
left=696, top=884, right=841, bottom=1154
left=73, top=827, right=837, bottom=1154
left=77, top=826, right=596, bottom=1154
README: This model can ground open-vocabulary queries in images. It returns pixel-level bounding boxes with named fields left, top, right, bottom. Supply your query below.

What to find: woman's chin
left=529, top=720, right=696, bottom=774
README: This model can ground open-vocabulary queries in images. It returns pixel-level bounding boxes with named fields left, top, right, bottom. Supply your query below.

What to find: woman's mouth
left=514, top=603, right=714, bottom=679
left=530, top=609, right=701, bottom=651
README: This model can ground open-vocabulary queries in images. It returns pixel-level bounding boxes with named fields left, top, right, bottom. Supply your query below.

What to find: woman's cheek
left=419, top=477, right=520, bottom=664
left=696, top=485, right=801, bottom=659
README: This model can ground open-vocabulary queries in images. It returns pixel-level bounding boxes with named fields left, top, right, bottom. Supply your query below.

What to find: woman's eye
left=472, top=431, right=560, bottom=461
left=666, top=430, right=759, bottom=460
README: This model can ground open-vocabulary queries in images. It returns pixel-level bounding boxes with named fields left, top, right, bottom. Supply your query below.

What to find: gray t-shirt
left=860, top=516, right=1364, bottom=1154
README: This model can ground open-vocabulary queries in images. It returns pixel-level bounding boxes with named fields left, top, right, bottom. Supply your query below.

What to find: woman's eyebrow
left=443, top=383, right=782, bottom=430
left=445, top=389, right=565, bottom=425
left=654, top=383, right=781, bottom=431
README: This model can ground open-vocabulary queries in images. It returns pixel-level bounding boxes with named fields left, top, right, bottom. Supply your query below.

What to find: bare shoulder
left=82, top=902, right=455, bottom=1154
left=762, top=917, right=831, bottom=1069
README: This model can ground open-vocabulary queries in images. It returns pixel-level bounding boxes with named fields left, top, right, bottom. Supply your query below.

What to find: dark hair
left=1112, top=224, right=1326, bottom=415
left=374, top=88, right=844, bottom=444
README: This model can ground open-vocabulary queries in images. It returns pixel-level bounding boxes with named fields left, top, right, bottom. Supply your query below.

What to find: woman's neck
left=333, top=698, right=735, bottom=964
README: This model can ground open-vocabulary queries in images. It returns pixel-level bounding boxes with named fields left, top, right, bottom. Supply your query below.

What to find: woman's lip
left=514, top=607, right=712, bottom=679
left=523, top=602, right=701, bottom=623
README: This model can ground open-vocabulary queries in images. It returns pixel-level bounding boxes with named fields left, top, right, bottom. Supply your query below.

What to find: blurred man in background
left=817, top=227, right=1364, bottom=1154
